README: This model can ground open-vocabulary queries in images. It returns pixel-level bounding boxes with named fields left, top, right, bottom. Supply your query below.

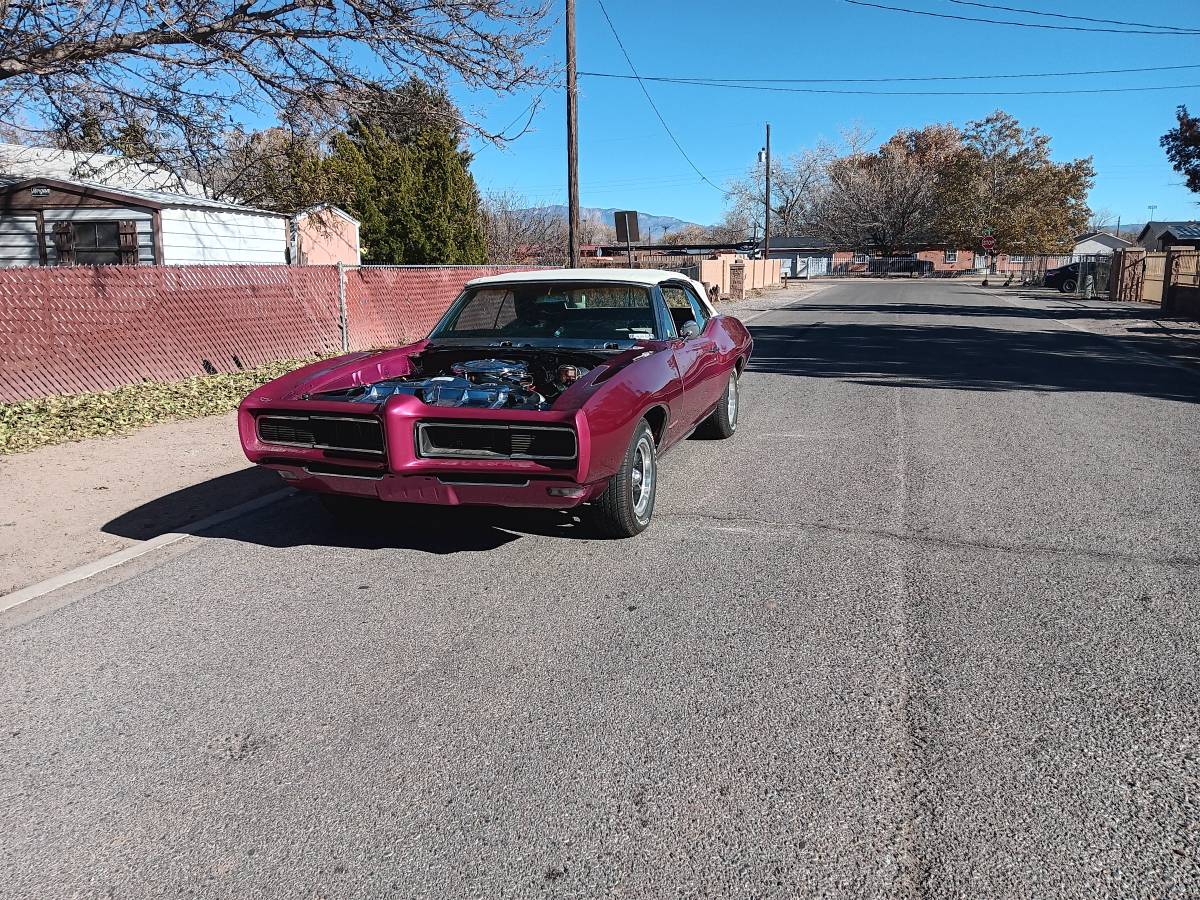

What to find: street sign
left=614, top=210, right=640, bottom=244
left=982, top=235, right=996, bottom=251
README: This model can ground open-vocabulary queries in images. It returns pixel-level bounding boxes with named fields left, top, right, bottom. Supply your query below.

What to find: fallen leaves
left=0, top=357, right=326, bottom=455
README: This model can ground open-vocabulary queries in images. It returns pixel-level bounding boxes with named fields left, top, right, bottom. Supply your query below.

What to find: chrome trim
left=303, top=468, right=385, bottom=481
left=437, top=477, right=531, bottom=488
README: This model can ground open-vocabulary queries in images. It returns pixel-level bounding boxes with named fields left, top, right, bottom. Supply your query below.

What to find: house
left=760, top=235, right=834, bottom=278
left=291, top=205, right=361, bottom=266
left=1136, top=221, right=1200, bottom=251
left=0, top=175, right=290, bottom=266
left=1072, top=231, right=1132, bottom=255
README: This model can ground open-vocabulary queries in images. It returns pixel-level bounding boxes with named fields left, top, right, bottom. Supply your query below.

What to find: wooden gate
left=1141, top=252, right=1167, bottom=303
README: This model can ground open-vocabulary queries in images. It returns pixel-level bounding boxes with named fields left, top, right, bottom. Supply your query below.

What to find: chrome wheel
left=726, top=372, right=739, bottom=428
left=630, top=434, right=655, bottom=521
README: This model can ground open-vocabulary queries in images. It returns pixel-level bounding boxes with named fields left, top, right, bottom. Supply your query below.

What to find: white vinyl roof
left=466, top=268, right=690, bottom=287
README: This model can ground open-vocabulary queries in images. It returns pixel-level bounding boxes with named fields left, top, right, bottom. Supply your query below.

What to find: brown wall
left=0, top=264, right=542, bottom=401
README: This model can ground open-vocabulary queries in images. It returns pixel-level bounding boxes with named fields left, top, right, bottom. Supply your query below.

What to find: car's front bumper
left=265, top=464, right=606, bottom=509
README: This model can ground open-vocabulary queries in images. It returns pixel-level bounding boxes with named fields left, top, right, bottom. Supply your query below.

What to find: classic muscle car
left=238, top=269, right=753, bottom=536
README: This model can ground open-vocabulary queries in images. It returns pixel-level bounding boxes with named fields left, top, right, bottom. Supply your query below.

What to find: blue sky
left=455, top=0, right=1200, bottom=228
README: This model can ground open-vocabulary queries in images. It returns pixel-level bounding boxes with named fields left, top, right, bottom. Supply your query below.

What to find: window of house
left=1009, top=255, right=1026, bottom=263
left=853, top=251, right=870, bottom=264
left=52, top=220, right=139, bottom=265
left=73, top=222, right=123, bottom=265
left=944, top=249, right=958, bottom=264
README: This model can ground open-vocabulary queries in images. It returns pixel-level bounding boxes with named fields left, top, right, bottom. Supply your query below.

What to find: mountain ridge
left=518, top=205, right=701, bottom=237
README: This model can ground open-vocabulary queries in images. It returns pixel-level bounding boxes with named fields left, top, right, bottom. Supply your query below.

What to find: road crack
left=659, top=512, right=1200, bottom=569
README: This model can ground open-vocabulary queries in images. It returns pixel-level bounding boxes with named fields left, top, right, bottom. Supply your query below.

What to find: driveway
left=2, top=281, right=1198, bottom=898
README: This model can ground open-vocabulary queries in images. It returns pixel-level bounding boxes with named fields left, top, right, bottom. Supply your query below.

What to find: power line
left=843, top=0, right=1200, bottom=35
left=582, top=61, right=1200, bottom=85
left=594, top=0, right=727, bottom=195
left=580, top=71, right=1200, bottom=97
left=947, top=0, right=1200, bottom=33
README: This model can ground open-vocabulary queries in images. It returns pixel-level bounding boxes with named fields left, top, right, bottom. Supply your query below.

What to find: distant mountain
left=518, top=205, right=701, bottom=237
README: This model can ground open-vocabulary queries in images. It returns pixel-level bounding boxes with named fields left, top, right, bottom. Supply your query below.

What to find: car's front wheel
left=1060, top=278, right=1078, bottom=293
left=591, top=420, right=657, bottom=538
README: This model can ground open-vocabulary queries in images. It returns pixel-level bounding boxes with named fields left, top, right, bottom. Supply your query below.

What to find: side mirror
left=679, top=320, right=701, bottom=340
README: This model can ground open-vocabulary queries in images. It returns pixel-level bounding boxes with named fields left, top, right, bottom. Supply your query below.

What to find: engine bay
left=309, top=348, right=604, bottom=410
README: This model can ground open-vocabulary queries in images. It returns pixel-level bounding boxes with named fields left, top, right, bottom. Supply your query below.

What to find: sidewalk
left=0, top=412, right=279, bottom=596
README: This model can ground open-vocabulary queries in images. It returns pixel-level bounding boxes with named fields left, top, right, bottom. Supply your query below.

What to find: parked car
left=1044, top=262, right=1081, bottom=292
left=238, top=269, right=753, bottom=537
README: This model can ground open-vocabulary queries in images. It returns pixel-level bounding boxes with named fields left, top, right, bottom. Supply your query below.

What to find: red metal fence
left=0, top=263, right=542, bottom=402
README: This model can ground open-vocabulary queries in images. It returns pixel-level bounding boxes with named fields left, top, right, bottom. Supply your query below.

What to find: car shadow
left=103, top=473, right=599, bottom=555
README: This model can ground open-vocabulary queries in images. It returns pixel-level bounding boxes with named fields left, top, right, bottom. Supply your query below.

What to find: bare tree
left=818, top=125, right=960, bottom=255
left=725, top=148, right=830, bottom=237
left=480, top=191, right=566, bottom=264
left=0, top=0, right=549, bottom=189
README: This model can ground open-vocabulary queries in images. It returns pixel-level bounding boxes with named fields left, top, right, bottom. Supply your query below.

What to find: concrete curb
left=0, top=487, right=291, bottom=616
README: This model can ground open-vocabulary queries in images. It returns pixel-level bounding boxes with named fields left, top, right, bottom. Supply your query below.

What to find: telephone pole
left=566, top=0, right=580, bottom=268
left=763, top=122, right=771, bottom=262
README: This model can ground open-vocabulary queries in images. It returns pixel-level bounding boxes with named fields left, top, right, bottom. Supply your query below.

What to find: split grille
left=416, top=422, right=577, bottom=463
left=257, top=413, right=384, bottom=456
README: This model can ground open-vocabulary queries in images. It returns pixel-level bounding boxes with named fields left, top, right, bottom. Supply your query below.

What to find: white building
left=0, top=176, right=289, bottom=267
left=1072, top=231, right=1132, bottom=256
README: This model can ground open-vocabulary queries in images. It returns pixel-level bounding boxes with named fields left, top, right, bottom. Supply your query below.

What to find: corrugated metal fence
left=0, top=263, right=543, bottom=402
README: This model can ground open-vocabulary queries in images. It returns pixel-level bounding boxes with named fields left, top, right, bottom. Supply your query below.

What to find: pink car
left=239, top=269, right=753, bottom=537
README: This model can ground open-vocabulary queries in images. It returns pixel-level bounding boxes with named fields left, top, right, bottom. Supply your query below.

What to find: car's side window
left=661, top=285, right=694, bottom=335
left=678, top=284, right=709, bottom=331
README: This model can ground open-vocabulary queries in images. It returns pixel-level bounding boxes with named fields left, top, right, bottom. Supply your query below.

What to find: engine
left=312, top=358, right=588, bottom=410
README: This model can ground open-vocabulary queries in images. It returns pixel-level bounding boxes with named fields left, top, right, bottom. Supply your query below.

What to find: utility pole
left=763, top=122, right=772, bottom=262
left=565, top=0, right=580, bottom=268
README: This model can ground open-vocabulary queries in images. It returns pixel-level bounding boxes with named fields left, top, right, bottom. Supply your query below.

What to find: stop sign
left=982, top=235, right=996, bottom=251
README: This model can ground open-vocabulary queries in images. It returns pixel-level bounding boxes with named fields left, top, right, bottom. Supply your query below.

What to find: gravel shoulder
left=0, top=411, right=277, bottom=596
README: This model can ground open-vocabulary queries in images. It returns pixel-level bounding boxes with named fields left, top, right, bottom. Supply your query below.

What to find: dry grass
left=0, top=357, right=323, bottom=454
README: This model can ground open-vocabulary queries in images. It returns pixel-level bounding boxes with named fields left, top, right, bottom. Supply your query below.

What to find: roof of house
left=0, top=175, right=286, bottom=218
left=1136, top=220, right=1200, bottom=241
left=0, top=143, right=207, bottom=196
left=1074, top=231, right=1132, bottom=248
left=466, top=268, right=696, bottom=287
left=293, top=204, right=360, bottom=226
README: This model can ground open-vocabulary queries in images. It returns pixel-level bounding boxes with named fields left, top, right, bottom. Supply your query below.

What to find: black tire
left=591, top=420, right=657, bottom=538
left=697, top=370, right=740, bottom=439
left=1060, top=278, right=1077, bottom=293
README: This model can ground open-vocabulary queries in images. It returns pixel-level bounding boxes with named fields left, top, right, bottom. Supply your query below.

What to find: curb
left=0, top=488, right=291, bottom=616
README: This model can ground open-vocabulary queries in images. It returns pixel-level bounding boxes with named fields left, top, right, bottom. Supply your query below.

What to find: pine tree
left=1162, top=106, right=1200, bottom=195
left=326, top=92, right=486, bottom=265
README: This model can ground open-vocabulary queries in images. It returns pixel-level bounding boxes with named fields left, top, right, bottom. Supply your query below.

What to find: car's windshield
left=431, top=282, right=659, bottom=342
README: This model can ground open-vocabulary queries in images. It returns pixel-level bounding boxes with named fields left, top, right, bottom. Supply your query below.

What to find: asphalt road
left=3, top=281, right=1199, bottom=899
